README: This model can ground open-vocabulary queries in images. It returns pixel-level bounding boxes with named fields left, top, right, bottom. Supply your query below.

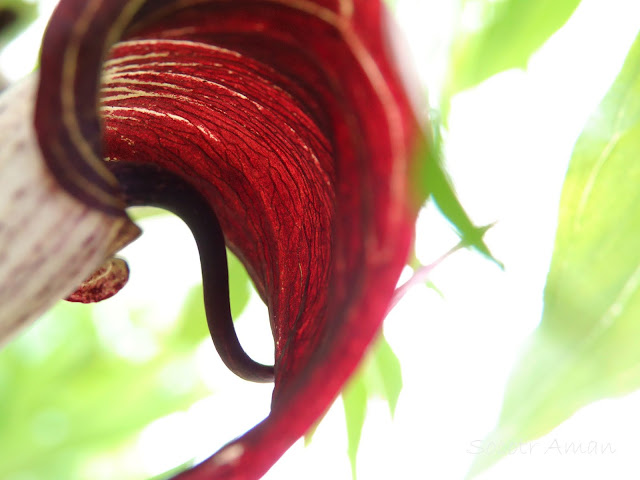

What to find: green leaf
left=467, top=31, right=640, bottom=479
left=447, top=0, right=581, bottom=96
left=342, top=372, right=368, bottom=480
left=362, top=335, right=403, bottom=417
left=340, top=335, right=403, bottom=479
left=412, top=127, right=501, bottom=267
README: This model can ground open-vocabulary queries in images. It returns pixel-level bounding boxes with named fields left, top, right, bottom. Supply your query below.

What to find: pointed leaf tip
left=416, top=128, right=502, bottom=268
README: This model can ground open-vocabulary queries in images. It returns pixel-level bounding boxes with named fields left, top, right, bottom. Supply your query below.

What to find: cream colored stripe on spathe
left=53, top=0, right=146, bottom=210
left=0, top=74, right=140, bottom=346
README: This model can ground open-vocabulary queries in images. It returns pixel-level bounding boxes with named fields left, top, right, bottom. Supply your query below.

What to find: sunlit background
left=1, top=0, right=639, bottom=479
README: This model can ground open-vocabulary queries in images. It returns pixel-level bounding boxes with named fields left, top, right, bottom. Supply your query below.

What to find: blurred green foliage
left=467, top=29, right=640, bottom=479
left=0, top=302, right=206, bottom=480
left=446, top=0, right=581, bottom=97
left=0, top=248, right=252, bottom=480
left=0, top=0, right=37, bottom=49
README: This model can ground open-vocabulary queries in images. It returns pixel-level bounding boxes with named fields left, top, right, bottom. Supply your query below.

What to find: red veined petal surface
left=36, top=1, right=423, bottom=478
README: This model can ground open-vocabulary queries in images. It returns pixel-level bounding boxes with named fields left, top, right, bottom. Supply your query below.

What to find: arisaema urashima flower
left=0, top=0, right=430, bottom=478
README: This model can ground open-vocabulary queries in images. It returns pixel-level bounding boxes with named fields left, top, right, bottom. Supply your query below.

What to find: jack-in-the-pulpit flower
left=0, top=0, right=425, bottom=478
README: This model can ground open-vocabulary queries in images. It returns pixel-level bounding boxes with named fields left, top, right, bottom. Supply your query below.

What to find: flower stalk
left=0, top=75, right=139, bottom=345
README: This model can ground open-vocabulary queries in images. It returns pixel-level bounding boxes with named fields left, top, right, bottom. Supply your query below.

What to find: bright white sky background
left=2, top=0, right=640, bottom=479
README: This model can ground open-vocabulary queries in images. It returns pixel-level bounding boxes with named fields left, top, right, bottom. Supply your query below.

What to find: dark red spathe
left=36, top=1, right=422, bottom=478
